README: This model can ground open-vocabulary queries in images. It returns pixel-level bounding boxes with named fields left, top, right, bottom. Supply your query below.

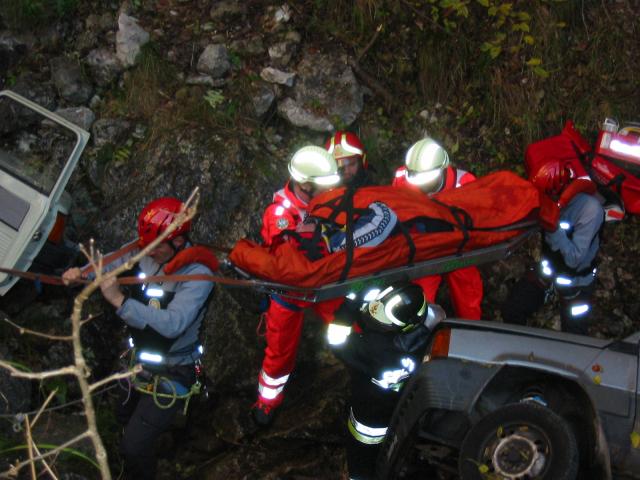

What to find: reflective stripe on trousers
left=257, top=370, right=290, bottom=401
left=347, top=407, right=388, bottom=445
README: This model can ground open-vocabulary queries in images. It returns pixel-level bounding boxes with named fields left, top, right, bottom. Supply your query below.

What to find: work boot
left=251, top=399, right=278, bottom=427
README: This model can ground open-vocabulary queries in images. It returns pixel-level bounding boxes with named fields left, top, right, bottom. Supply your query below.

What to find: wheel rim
left=481, top=424, right=550, bottom=479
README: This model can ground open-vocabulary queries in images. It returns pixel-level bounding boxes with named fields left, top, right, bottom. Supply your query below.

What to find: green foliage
left=1, top=0, right=78, bottom=29
left=113, top=142, right=133, bottom=166
left=203, top=90, right=225, bottom=109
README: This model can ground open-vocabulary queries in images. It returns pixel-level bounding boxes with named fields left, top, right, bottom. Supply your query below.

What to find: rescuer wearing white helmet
left=392, top=136, right=483, bottom=320
left=253, top=146, right=344, bottom=426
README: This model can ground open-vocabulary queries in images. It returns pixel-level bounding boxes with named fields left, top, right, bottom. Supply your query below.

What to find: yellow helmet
left=405, top=137, right=449, bottom=192
left=288, top=146, right=341, bottom=186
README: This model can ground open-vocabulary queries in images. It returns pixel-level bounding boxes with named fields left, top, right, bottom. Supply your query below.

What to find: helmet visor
left=314, top=173, right=341, bottom=186
left=406, top=168, right=443, bottom=187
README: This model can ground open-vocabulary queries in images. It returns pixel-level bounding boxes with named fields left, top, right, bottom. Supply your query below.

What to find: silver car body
left=381, top=320, right=640, bottom=479
left=0, top=90, right=89, bottom=295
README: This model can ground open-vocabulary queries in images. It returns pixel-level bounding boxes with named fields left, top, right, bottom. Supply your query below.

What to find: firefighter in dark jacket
left=502, top=155, right=604, bottom=335
left=63, top=197, right=217, bottom=479
left=327, top=282, right=445, bottom=479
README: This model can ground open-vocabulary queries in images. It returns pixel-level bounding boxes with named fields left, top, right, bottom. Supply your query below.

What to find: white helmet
left=288, top=146, right=341, bottom=186
left=405, top=137, right=450, bottom=193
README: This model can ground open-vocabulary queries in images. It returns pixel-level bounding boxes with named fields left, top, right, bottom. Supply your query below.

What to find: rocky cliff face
left=1, top=0, right=639, bottom=477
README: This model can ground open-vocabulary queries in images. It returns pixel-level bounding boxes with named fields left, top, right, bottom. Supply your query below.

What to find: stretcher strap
left=340, top=187, right=356, bottom=282
left=430, top=198, right=473, bottom=254
left=396, top=221, right=416, bottom=267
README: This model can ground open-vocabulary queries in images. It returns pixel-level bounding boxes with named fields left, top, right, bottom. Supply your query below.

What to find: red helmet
left=325, top=131, right=367, bottom=169
left=137, top=197, right=191, bottom=248
left=526, top=155, right=588, bottom=198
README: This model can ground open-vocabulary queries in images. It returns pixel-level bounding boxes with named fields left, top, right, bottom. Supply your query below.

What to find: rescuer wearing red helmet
left=62, top=197, right=217, bottom=479
left=502, top=153, right=604, bottom=334
left=325, top=130, right=371, bottom=188
left=252, top=146, right=345, bottom=426
left=392, top=137, right=483, bottom=320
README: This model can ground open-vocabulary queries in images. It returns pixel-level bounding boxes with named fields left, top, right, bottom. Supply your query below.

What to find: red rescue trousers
left=257, top=295, right=344, bottom=406
left=413, top=265, right=483, bottom=320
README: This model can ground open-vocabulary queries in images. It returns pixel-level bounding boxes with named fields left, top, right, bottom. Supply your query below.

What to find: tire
left=458, top=402, right=579, bottom=480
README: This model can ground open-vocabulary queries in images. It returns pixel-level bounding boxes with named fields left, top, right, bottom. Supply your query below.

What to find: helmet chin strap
left=166, top=235, right=188, bottom=261
left=296, top=182, right=317, bottom=201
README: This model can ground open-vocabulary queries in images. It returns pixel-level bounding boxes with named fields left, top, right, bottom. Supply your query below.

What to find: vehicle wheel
left=458, top=402, right=578, bottom=480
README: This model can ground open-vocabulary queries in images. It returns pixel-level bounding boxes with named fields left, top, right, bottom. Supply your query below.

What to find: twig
left=31, top=444, right=58, bottom=480
left=0, top=362, right=76, bottom=380
left=348, top=59, right=395, bottom=113
left=89, top=366, right=141, bottom=393
left=29, top=389, right=58, bottom=429
left=3, top=431, right=91, bottom=477
left=24, top=416, right=36, bottom=480
left=356, top=24, right=383, bottom=64
left=3, top=317, right=72, bottom=341
left=78, top=312, right=103, bottom=327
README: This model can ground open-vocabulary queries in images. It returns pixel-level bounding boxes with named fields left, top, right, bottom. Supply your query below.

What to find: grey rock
left=268, top=40, right=297, bottom=67
left=276, top=51, right=363, bottom=132
left=196, top=44, right=231, bottom=78
left=260, top=67, right=295, bottom=87
left=86, top=48, right=123, bottom=87
left=116, top=13, right=150, bottom=67
left=53, top=107, right=96, bottom=131
left=277, top=97, right=333, bottom=132
left=49, top=56, right=94, bottom=104
left=252, top=82, right=276, bottom=117
left=91, top=118, right=131, bottom=147
left=273, top=4, right=292, bottom=23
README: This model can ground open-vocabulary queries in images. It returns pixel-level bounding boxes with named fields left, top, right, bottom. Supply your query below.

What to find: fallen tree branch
left=3, top=317, right=72, bottom=341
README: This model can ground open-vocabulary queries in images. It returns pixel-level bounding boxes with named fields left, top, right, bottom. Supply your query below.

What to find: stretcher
left=227, top=221, right=538, bottom=303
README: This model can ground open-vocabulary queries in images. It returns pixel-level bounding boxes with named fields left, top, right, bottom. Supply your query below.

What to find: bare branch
left=0, top=361, right=76, bottom=380
left=24, top=416, right=36, bottom=480
left=89, top=365, right=141, bottom=393
left=31, top=444, right=58, bottom=480
left=79, top=312, right=103, bottom=328
left=2, top=431, right=91, bottom=478
left=29, top=389, right=58, bottom=429
left=3, top=317, right=72, bottom=341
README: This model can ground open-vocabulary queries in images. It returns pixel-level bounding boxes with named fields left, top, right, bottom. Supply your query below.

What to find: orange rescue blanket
left=229, top=171, right=541, bottom=288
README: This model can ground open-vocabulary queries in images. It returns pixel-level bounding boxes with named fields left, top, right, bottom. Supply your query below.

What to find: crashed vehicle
left=377, top=319, right=640, bottom=480
left=0, top=90, right=88, bottom=295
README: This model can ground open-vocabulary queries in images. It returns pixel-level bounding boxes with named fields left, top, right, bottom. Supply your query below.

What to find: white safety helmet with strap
left=405, top=137, right=450, bottom=193
left=288, top=145, right=341, bottom=186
